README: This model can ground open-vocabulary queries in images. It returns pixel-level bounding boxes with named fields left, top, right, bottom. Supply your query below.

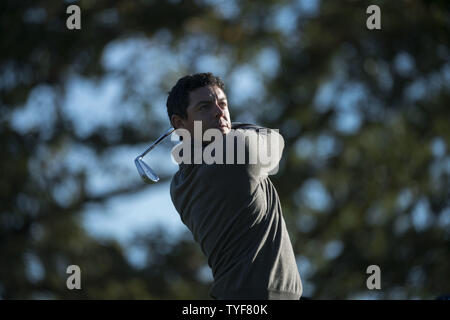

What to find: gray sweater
left=170, top=123, right=302, bottom=299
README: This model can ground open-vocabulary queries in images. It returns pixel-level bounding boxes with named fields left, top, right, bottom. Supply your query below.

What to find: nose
left=213, top=101, right=225, bottom=118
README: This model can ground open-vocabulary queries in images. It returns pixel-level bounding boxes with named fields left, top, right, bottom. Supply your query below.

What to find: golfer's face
left=185, top=85, right=231, bottom=136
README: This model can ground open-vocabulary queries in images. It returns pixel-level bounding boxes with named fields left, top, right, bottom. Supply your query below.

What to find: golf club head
left=135, top=157, right=160, bottom=183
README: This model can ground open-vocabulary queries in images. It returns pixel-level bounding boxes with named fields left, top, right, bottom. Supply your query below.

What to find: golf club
left=135, top=127, right=175, bottom=183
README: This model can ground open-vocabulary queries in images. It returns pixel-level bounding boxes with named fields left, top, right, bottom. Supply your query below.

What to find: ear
left=171, top=114, right=186, bottom=129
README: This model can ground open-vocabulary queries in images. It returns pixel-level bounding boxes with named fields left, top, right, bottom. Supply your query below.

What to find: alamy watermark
left=170, top=121, right=283, bottom=175
left=66, top=5, right=81, bottom=30
left=366, top=5, right=381, bottom=30
left=366, top=265, right=381, bottom=290
left=66, top=265, right=81, bottom=290
left=66, top=4, right=380, bottom=31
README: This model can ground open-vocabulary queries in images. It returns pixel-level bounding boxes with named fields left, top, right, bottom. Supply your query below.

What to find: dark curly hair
left=166, top=72, right=225, bottom=124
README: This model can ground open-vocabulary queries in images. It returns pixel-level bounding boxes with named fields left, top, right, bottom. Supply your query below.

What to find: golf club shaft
left=138, top=127, right=175, bottom=158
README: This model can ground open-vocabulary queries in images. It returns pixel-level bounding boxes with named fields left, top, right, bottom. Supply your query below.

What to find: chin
left=220, top=126, right=231, bottom=134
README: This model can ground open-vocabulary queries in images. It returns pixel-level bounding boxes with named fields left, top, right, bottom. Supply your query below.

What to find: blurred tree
left=1, top=0, right=449, bottom=299
left=0, top=0, right=213, bottom=299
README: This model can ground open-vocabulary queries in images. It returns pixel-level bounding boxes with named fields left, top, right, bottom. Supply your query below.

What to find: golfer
left=167, top=72, right=302, bottom=300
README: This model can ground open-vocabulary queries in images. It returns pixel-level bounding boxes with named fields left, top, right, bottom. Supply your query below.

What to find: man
left=167, top=72, right=302, bottom=300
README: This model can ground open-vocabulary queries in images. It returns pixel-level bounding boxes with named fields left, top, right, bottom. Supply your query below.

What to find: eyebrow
left=194, top=98, right=227, bottom=109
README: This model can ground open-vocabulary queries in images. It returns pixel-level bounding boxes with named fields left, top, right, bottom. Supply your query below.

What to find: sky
left=8, top=2, right=359, bottom=275
left=7, top=0, right=450, bottom=297
left=10, top=34, right=447, bottom=270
